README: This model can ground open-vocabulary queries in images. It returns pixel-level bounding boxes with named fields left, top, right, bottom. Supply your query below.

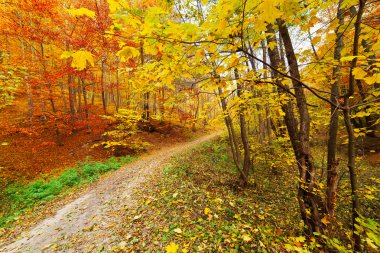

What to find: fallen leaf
left=166, top=242, right=179, bottom=253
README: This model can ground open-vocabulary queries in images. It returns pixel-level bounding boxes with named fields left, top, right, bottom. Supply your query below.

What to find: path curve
left=1, top=133, right=220, bottom=253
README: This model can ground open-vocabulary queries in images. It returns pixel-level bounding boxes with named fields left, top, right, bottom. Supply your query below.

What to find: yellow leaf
left=242, top=234, right=252, bottom=242
left=365, top=194, right=376, bottom=200
left=260, top=0, right=282, bottom=24
left=60, top=51, right=73, bottom=59
left=166, top=242, right=179, bottom=253
left=311, top=36, right=321, bottom=45
left=295, top=236, right=306, bottom=242
left=66, top=7, right=95, bottom=18
left=352, top=111, right=371, bottom=118
left=204, top=207, right=212, bottom=215
left=72, top=50, right=94, bottom=70
left=321, top=216, right=330, bottom=225
left=268, top=41, right=277, bottom=50
left=117, top=46, right=140, bottom=61
left=174, top=228, right=182, bottom=234
left=341, top=55, right=366, bottom=62
left=364, top=75, right=377, bottom=85
left=352, top=67, right=367, bottom=80
left=107, top=0, right=127, bottom=12
left=61, top=50, right=94, bottom=70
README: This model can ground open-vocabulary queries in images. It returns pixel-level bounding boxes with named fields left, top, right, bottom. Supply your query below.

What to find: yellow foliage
left=66, top=7, right=95, bottom=18
left=165, top=242, right=179, bottom=253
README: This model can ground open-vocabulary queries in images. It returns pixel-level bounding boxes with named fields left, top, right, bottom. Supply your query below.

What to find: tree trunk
left=235, top=69, right=251, bottom=186
left=217, top=87, right=242, bottom=171
left=77, top=77, right=82, bottom=120
left=101, top=59, right=107, bottom=115
left=140, top=42, right=150, bottom=120
left=272, top=21, right=324, bottom=234
left=344, top=1, right=366, bottom=250
left=326, top=0, right=344, bottom=229
left=82, top=78, right=90, bottom=132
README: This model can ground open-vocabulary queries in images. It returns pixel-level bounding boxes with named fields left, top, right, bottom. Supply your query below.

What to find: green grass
left=0, top=155, right=136, bottom=227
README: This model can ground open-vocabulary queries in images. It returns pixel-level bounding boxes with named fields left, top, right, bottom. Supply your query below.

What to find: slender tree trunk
left=326, top=0, right=344, bottom=228
left=235, top=69, right=251, bottom=186
left=100, top=59, right=107, bottom=115
left=59, top=82, right=68, bottom=113
left=115, top=62, right=120, bottom=112
left=91, top=81, right=95, bottom=105
left=217, top=87, right=242, bottom=171
left=140, top=42, right=150, bottom=120
left=349, top=5, right=378, bottom=137
left=77, top=77, right=82, bottom=120
left=344, top=1, right=366, bottom=250
left=82, top=78, right=90, bottom=132
left=268, top=22, right=324, bottom=234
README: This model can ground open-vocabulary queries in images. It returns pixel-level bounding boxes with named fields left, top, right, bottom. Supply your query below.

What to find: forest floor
left=1, top=135, right=378, bottom=253
left=0, top=132, right=221, bottom=252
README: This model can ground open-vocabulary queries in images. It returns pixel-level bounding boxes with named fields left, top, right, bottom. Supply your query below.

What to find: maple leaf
left=165, top=242, right=179, bottom=253
left=204, top=207, right=211, bottom=214
left=60, top=50, right=95, bottom=71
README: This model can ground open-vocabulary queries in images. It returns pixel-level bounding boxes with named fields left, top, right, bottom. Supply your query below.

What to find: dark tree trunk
left=326, top=0, right=344, bottom=228
left=344, top=1, right=366, bottom=250
left=235, top=69, right=251, bottom=186
left=277, top=21, right=324, bottom=235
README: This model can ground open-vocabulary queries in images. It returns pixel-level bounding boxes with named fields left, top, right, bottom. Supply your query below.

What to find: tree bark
left=140, top=42, right=150, bottom=120
left=235, top=69, right=251, bottom=186
left=326, top=0, right=344, bottom=228
left=100, top=59, right=107, bottom=115
left=344, top=1, right=366, bottom=250
left=217, top=86, right=242, bottom=171
left=277, top=21, right=324, bottom=234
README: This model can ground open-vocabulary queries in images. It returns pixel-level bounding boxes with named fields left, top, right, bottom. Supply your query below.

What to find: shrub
left=0, top=155, right=136, bottom=227
left=58, top=169, right=81, bottom=187
left=94, top=109, right=151, bottom=155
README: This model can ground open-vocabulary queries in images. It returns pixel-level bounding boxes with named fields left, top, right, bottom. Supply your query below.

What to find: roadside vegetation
left=114, top=138, right=379, bottom=252
left=0, top=155, right=135, bottom=227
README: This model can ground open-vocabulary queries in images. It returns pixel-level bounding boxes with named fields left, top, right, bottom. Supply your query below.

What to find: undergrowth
left=113, top=138, right=303, bottom=252
left=0, top=155, right=135, bottom=227
left=112, top=138, right=379, bottom=252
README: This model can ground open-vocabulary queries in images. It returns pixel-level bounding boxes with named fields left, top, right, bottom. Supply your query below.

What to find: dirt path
left=0, top=133, right=220, bottom=253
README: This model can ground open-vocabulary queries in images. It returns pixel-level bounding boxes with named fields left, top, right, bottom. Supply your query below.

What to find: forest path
left=1, top=132, right=220, bottom=253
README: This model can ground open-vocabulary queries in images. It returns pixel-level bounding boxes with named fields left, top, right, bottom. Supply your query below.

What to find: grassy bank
left=0, top=155, right=135, bottom=227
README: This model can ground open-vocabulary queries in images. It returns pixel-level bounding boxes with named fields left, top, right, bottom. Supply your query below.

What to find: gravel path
left=0, top=133, right=219, bottom=253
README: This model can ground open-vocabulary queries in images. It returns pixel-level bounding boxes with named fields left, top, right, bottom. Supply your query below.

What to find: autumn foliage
left=0, top=0, right=379, bottom=251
